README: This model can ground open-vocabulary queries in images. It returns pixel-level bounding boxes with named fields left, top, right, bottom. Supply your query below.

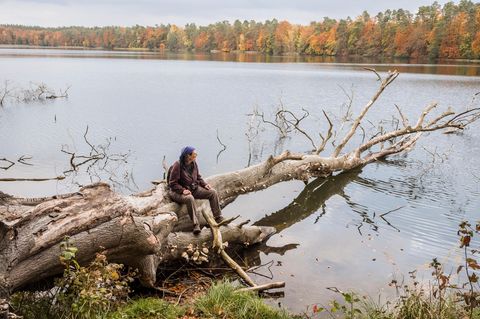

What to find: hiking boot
left=215, top=215, right=226, bottom=223
left=193, top=224, right=201, bottom=235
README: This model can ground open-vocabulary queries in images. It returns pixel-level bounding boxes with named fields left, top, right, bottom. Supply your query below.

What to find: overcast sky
left=0, top=0, right=454, bottom=27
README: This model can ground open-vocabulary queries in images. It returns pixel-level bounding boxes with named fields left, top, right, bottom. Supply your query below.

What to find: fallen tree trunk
left=0, top=182, right=277, bottom=296
left=1, top=70, right=479, bottom=297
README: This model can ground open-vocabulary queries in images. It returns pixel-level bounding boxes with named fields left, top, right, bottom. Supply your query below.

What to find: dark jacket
left=168, top=160, right=207, bottom=194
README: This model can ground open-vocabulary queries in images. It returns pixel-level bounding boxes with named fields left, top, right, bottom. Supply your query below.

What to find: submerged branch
left=0, top=81, right=71, bottom=106
left=0, top=176, right=65, bottom=182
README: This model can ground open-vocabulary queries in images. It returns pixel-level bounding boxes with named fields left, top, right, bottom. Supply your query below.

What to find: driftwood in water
left=1, top=70, right=479, bottom=297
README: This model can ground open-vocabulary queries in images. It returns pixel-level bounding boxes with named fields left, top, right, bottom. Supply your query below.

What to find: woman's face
left=187, top=151, right=197, bottom=162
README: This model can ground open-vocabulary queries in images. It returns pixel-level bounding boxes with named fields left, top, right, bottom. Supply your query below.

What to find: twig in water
left=247, top=269, right=274, bottom=280
left=46, top=85, right=70, bottom=99
left=247, top=260, right=274, bottom=272
left=83, top=126, right=97, bottom=155
left=379, top=205, right=405, bottom=218
left=216, top=129, right=227, bottom=163
left=0, top=80, right=12, bottom=106
left=378, top=206, right=404, bottom=232
left=61, top=126, right=130, bottom=177
left=257, top=103, right=317, bottom=150
left=236, top=282, right=285, bottom=293
left=0, top=176, right=65, bottom=182
left=0, top=158, right=15, bottom=170
left=17, top=155, right=33, bottom=166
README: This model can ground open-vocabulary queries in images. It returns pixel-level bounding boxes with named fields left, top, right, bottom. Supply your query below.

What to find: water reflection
left=238, top=242, right=299, bottom=290
left=251, top=153, right=467, bottom=249
left=0, top=48, right=479, bottom=76
left=354, top=168, right=454, bottom=205
left=250, top=167, right=405, bottom=236
left=254, top=170, right=361, bottom=232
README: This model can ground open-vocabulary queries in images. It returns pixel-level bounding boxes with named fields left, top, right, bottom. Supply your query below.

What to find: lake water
left=0, top=48, right=479, bottom=314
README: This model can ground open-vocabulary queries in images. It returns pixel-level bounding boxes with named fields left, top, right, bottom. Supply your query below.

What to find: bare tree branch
left=315, top=110, right=334, bottom=155
left=394, top=104, right=409, bottom=128
left=61, top=127, right=131, bottom=184
left=356, top=106, right=477, bottom=164
left=333, top=70, right=399, bottom=158
left=258, top=111, right=288, bottom=138
left=337, top=84, right=354, bottom=123
left=353, top=107, right=478, bottom=159
left=363, top=67, right=381, bottom=81
left=263, top=150, right=304, bottom=176
left=280, top=108, right=317, bottom=150
left=257, top=106, right=317, bottom=150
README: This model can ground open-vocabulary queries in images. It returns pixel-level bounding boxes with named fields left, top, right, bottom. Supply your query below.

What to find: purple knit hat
left=180, top=146, right=196, bottom=162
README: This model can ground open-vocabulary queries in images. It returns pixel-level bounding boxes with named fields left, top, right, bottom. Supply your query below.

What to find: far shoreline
left=1, top=44, right=480, bottom=66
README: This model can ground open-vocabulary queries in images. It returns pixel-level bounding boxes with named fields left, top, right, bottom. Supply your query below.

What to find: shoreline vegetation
left=1, top=1, right=480, bottom=61
left=2, top=44, right=480, bottom=65
left=8, top=219, right=480, bottom=319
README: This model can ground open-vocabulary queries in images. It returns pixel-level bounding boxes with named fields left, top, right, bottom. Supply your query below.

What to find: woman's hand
left=182, top=189, right=191, bottom=195
left=205, top=184, right=211, bottom=190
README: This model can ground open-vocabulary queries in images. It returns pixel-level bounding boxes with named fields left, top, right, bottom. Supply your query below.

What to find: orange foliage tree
left=0, top=1, right=479, bottom=59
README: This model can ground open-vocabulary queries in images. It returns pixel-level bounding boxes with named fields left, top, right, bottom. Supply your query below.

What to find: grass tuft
left=195, top=281, right=296, bottom=319
left=108, top=297, right=185, bottom=319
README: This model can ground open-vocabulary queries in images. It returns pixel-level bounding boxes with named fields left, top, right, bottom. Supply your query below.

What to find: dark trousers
left=168, top=187, right=222, bottom=226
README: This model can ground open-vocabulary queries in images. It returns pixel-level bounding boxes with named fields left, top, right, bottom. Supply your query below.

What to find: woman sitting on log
left=168, top=146, right=225, bottom=234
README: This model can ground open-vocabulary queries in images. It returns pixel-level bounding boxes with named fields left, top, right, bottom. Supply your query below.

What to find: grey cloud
left=0, top=0, right=454, bottom=27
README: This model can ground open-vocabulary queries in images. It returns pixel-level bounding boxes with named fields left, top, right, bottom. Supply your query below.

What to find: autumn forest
left=1, top=1, right=480, bottom=60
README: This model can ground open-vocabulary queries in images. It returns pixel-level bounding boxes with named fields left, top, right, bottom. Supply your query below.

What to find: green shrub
left=55, top=252, right=134, bottom=319
left=11, top=239, right=134, bottom=319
